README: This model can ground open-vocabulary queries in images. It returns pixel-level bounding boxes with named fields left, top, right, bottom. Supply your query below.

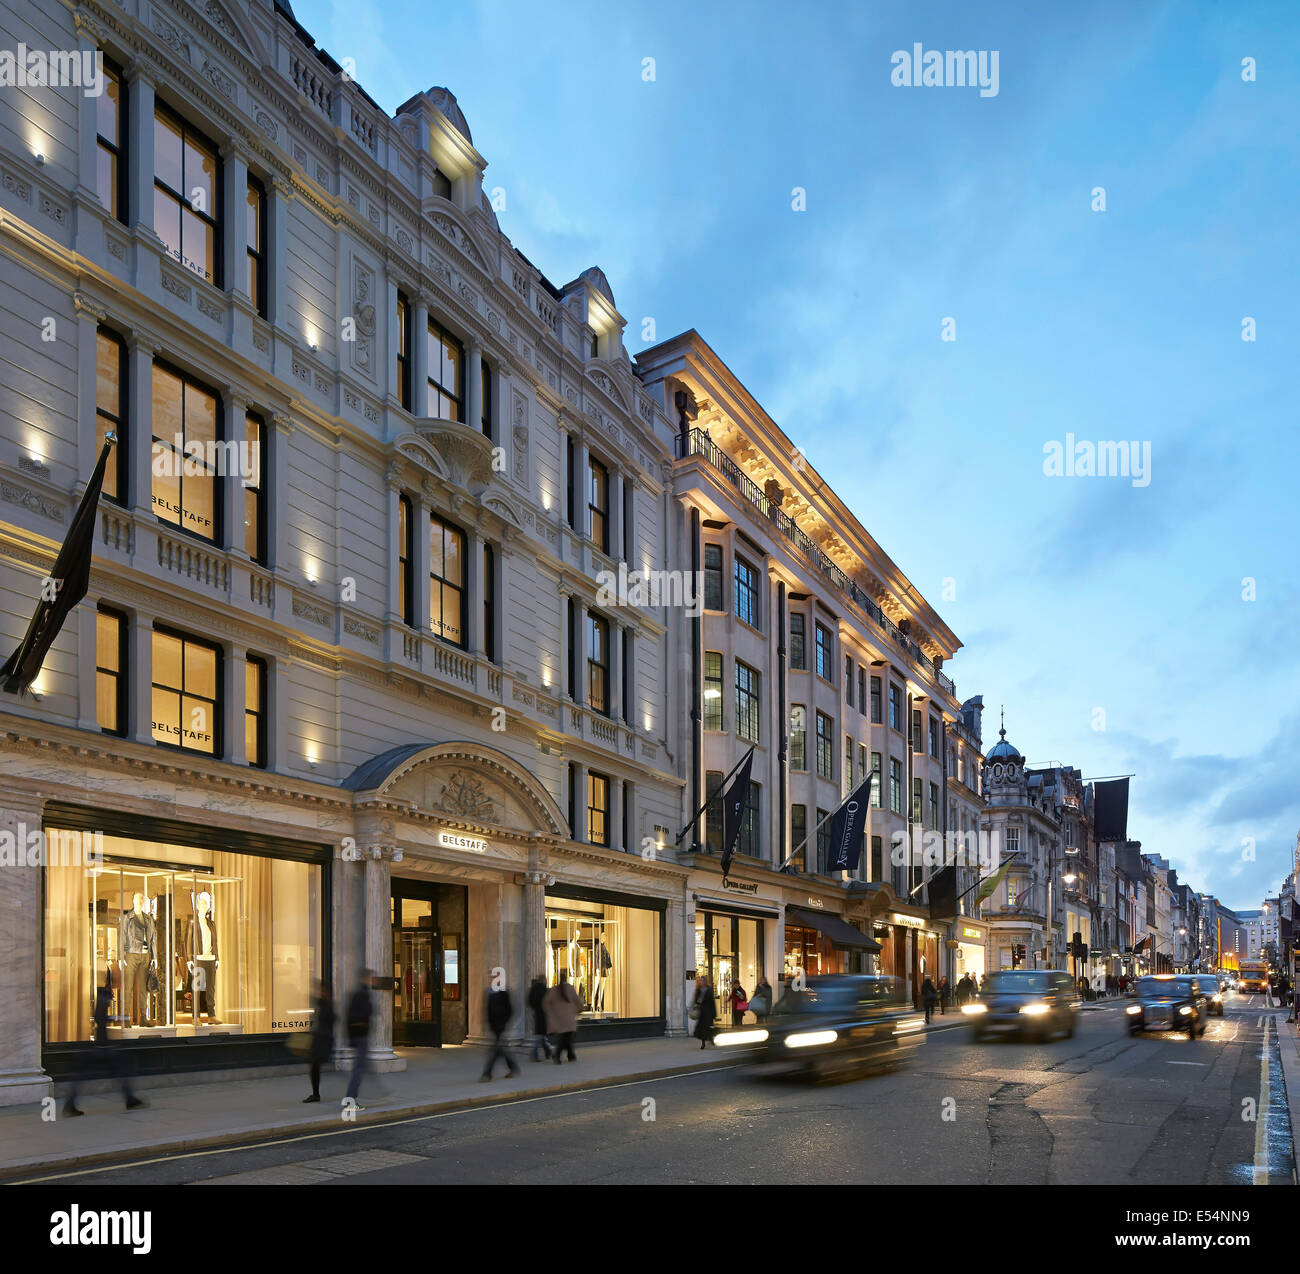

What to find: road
left=20, top=994, right=1294, bottom=1186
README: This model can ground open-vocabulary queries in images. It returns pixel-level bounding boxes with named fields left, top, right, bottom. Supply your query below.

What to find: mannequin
left=186, top=890, right=220, bottom=1023
left=118, top=892, right=157, bottom=1026
left=594, top=940, right=612, bottom=1011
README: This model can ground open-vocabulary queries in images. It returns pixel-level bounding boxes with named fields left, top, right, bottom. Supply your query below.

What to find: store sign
left=805, top=897, right=824, bottom=909
left=962, top=926, right=982, bottom=940
left=438, top=830, right=486, bottom=854
left=890, top=912, right=925, bottom=929
left=722, top=878, right=759, bottom=895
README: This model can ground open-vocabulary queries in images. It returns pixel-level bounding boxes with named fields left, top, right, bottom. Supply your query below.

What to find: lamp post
left=1062, top=872, right=1078, bottom=981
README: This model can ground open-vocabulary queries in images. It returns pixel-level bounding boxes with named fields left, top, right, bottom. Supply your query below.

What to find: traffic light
left=1011, top=943, right=1025, bottom=967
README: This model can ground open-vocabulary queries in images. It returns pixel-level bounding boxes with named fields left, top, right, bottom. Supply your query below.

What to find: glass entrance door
left=392, top=891, right=441, bottom=1046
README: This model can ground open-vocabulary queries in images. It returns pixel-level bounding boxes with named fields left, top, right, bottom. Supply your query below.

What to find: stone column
left=666, top=897, right=687, bottom=1036
left=468, top=531, right=486, bottom=656
left=125, top=62, right=154, bottom=233
left=131, top=605, right=156, bottom=748
left=572, top=762, right=589, bottom=843
left=267, top=177, right=292, bottom=332
left=225, top=642, right=248, bottom=766
left=412, top=295, right=430, bottom=416
left=466, top=341, right=483, bottom=434
left=221, top=387, right=249, bottom=557
left=364, top=853, right=396, bottom=1066
left=221, top=143, right=249, bottom=301
left=414, top=488, right=432, bottom=637
left=522, top=864, right=547, bottom=984
left=127, top=330, right=158, bottom=526
left=609, top=620, right=622, bottom=723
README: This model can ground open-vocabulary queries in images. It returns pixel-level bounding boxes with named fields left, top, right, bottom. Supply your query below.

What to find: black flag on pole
left=1, top=435, right=115, bottom=695
left=719, top=747, right=755, bottom=879
left=825, top=771, right=874, bottom=873
left=1093, top=778, right=1130, bottom=842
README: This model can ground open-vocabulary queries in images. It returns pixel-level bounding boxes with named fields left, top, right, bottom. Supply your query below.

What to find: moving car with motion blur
left=962, top=969, right=1079, bottom=1041
left=1193, top=974, right=1224, bottom=1016
left=1127, top=974, right=1209, bottom=1037
left=713, top=974, right=924, bottom=1079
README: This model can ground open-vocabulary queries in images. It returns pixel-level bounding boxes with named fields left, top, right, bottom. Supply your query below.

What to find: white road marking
left=1253, top=1017, right=1271, bottom=1185
left=1167, top=1061, right=1208, bottom=1066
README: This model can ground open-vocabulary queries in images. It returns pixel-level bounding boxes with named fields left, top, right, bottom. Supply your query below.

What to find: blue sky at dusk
left=293, top=0, right=1300, bottom=911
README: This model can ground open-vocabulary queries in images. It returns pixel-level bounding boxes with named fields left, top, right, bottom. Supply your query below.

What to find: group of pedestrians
left=483, top=970, right=582, bottom=1081
left=690, top=973, right=773, bottom=1048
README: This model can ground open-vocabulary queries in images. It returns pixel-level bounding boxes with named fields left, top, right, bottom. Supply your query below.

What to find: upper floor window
left=154, top=102, right=221, bottom=286
left=484, top=544, right=496, bottom=663
left=480, top=357, right=493, bottom=437
left=95, top=326, right=127, bottom=504
left=704, top=544, right=724, bottom=611
left=245, top=655, right=267, bottom=768
left=245, top=176, right=267, bottom=317
left=734, top=556, right=759, bottom=628
left=911, top=708, right=923, bottom=753
left=151, top=361, right=221, bottom=544
left=432, top=167, right=452, bottom=200
left=426, top=318, right=463, bottom=420
left=588, top=456, right=609, bottom=554
left=815, top=710, right=833, bottom=779
left=889, top=756, right=903, bottom=814
left=790, top=705, right=807, bottom=771
left=857, top=667, right=866, bottom=717
left=929, top=717, right=941, bottom=759
left=587, top=612, right=609, bottom=716
left=735, top=660, right=760, bottom=743
left=396, top=292, right=412, bottom=411
left=929, top=782, right=940, bottom=830
left=706, top=771, right=724, bottom=854
left=152, top=627, right=221, bottom=756
left=398, top=494, right=414, bottom=626
left=888, top=683, right=903, bottom=731
left=789, top=613, right=806, bottom=670
left=815, top=622, right=833, bottom=681
left=845, top=657, right=854, bottom=704
left=703, top=652, right=724, bottom=731
left=790, top=804, right=807, bottom=874
left=242, top=413, right=267, bottom=565
left=588, top=772, right=610, bottom=847
left=96, top=60, right=126, bottom=223
left=871, top=753, right=882, bottom=807
left=429, top=513, right=466, bottom=646
left=96, top=606, right=127, bottom=736
left=739, top=783, right=760, bottom=857
left=870, top=675, right=882, bottom=724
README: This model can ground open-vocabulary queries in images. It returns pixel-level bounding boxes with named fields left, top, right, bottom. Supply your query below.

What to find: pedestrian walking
left=344, top=969, right=374, bottom=1106
left=956, top=973, right=972, bottom=1006
left=938, top=976, right=950, bottom=1015
left=543, top=969, right=581, bottom=1064
left=921, top=976, right=938, bottom=1025
left=750, top=975, right=773, bottom=1022
left=691, top=975, right=717, bottom=1048
left=481, top=982, right=520, bottom=1081
left=303, top=978, right=335, bottom=1103
left=64, top=971, right=145, bottom=1116
left=729, top=980, right=749, bottom=1027
left=527, top=975, right=552, bottom=1061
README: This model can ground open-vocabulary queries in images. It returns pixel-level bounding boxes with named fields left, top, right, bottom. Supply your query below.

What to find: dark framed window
left=735, top=660, right=760, bottom=743
left=567, top=598, right=577, bottom=698
left=246, top=175, right=267, bottom=317
left=588, top=455, right=609, bottom=553
left=621, top=628, right=631, bottom=722
left=587, top=772, right=610, bottom=847
left=858, top=667, right=867, bottom=717
left=151, top=360, right=221, bottom=543
left=567, top=762, right=578, bottom=838
left=816, top=808, right=830, bottom=874
left=845, top=735, right=854, bottom=792
left=245, top=655, right=267, bottom=768
left=396, top=292, right=412, bottom=410
left=703, top=651, right=723, bottom=731
left=95, top=325, right=127, bottom=504
left=153, top=101, right=221, bottom=285
left=622, top=477, right=633, bottom=561
left=565, top=436, right=576, bottom=530
left=929, top=717, right=941, bottom=759
left=815, top=710, right=833, bottom=779
left=483, top=544, right=496, bottom=662
left=789, top=613, right=806, bottom=670
left=845, top=657, right=854, bottom=705
left=151, top=626, right=221, bottom=756
left=398, top=494, right=414, bottom=626
left=587, top=612, right=609, bottom=715
left=243, top=412, right=267, bottom=565
left=929, top=782, right=940, bottom=830
left=96, top=59, right=126, bottom=223
left=480, top=357, right=492, bottom=437
left=706, top=771, right=724, bottom=853
left=791, top=803, right=807, bottom=873
left=703, top=544, right=724, bottom=611
left=871, top=752, right=882, bottom=807
left=815, top=622, right=833, bottom=680
left=429, top=513, right=466, bottom=646
left=95, top=606, right=127, bottom=736
left=870, top=675, right=882, bottom=724
left=734, top=556, right=758, bottom=628
left=912, top=778, right=923, bottom=823
left=790, top=704, right=806, bottom=771
left=889, top=756, right=903, bottom=814
left=739, top=782, right=760, bottom=857
left=426, top=317, right=463, bottom=420
left=622, top=780, right=632, bottom=851
left=432, top=167, right=452, bottom=200
left=889, top=683, right=903, bottom=731
left=871, top=835, right=883, bottom=882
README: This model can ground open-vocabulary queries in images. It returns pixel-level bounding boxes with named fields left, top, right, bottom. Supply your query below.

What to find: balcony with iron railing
left=679, top=428, right=957, bottom=699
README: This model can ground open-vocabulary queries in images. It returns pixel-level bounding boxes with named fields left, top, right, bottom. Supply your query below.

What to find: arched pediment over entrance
left=343, top=742, right=566, bottom=838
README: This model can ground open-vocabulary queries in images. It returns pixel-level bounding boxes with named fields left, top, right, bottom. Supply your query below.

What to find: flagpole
left=673, top=745, right=754, bottom=847
left=776, top=772, right=874, bottom=874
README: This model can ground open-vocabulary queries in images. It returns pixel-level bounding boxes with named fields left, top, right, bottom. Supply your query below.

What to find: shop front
left=390, top=878, right=468, bottom=1046
left=954, top=920, right=987, bottom=982
left=693, top=893, right=773, bottom=1017
left=783, top=903, right=880, bottom=979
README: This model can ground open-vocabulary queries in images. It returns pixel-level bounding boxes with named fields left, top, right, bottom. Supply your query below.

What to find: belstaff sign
left=438, top=830, right=487, bottom=853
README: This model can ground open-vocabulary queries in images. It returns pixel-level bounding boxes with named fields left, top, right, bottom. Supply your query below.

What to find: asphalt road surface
left=22, top=994, right=1294, bottom=1186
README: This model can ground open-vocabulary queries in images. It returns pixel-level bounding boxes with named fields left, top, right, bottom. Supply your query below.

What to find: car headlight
left=961, top=1003, right=987, bottom=1015
left=1178, top=1005, right=1192, bottom=1016
left=785, top=1029, right=838, bottom=1049
left=1126, top=1005, right=1141, bottom=1015
left=1019, top=1002, right=1050, bottom=1016
left=1212, top=994, right=1222, bottom=1003
left=714, top=1029, right=768, bottom=1047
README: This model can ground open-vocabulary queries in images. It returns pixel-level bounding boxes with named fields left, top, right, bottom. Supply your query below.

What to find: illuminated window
left=96, top=326, right=127, bottom=503
left=243, top=413, right=267, bottom=565
left=587, top=772, right=609, bottom=847
left=428, top=514, right=466, bottom=646
left=704, top=652, right=723, bottom=731
left=245, top=176, right=266, bottom=317
left=790, top=704, right=806, bottom=770
left=245, top=655, right=267, bottom=768
left=426, top=318, right=463, bottom=420
left=151, top=362, right=221, bottom=543
left=735, top=661, right=760, bottom=743
left=154, top=102, right=221, bottom=284
left=396, top=292, right=412, bottom=410
left=152, top=627, right=221, bottom=756
left=588, top=456, right=609, bottom=553
left=96, top=606, right=127, bottom=736
left=96, top=60, right=126, bottom=223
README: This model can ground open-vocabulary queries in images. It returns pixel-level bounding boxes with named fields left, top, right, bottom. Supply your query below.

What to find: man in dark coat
left=65, top=972, right=145, bottom=1116
left=692, top=975, right=717, bottom=1049
left=303, top=979, right=336, bottom=1103
left=481, top=983, right=521, bottom=1081
left=921, top=976, right=938, bottom=1024
left=344, top=970, right=374, bottom=1105
left=527, top=976, right=552, bottom=1061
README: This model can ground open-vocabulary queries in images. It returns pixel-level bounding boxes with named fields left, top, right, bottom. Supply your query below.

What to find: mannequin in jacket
left=118, top=892, right=157, bottom=1026
left=186, top=890, right=220, bottom=1023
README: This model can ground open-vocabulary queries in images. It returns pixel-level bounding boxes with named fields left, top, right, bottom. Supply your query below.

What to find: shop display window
left=545, top=894, right=660, bottom=1020
left=44, top=830, right=321, bottom=1043
left=694, top=911, right=765, bottom=1016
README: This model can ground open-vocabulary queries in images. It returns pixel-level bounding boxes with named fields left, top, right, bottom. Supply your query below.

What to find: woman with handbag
left=691, top=975, right=716, bottom=1048
left=729, top=981, right=748, bottom=1027
left=749, top=976, right=772, bottom=1022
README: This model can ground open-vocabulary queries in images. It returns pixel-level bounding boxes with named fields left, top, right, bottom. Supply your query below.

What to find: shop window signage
left=890, top=912, right=924, bottom=929
left=962, top=926, right=982, bottom=940
left=805, top=897, right=824, bottom=909
left=438, top=830, right=486, bottom=853
left=722, top=878, right=759, bottom=895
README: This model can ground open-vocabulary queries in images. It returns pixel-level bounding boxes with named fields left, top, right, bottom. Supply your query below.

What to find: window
left=151, top=627, right=221, bottom=756
left=845, top=656, right=854, bottom=705
left=151, top=362, right=221, bottom=543
left=567, top=762, right=578, bottom=837
left=911, top=709, right=923, bottom=753
left=565, top=436, right=576, bottom=530
left=871, top=835, right=883, bottom=882
left=858, top=743, right=867, bottom=783
left=245, top=176, right=267, bottom=317
left=858, top=667, right=867, bottom=717
left=930, top=782, right=940, bottom=830
left=703, top=652, right=724, bottom=731
left=567, top=598, right=577, bottom=698
left=703, top=544, right=724, bottom=611
left=588, top=455, right=609, bottom=553
left=815, top=622, right=833, bottom=680
left=587, top=612, right=609, bottom=715
left=734, top=556, right=758, bottom=628
left=790, top=804, right=807, bottom=873
left=912, top=778, right=923, bottom=823
left=889, top=757, right=903, bottom=814
left=397, top=495, right=414, bottom=626
left=739, top=783, right=760, bottom=856
left=705, top=771, right=724, bottom=853
left=243, top=413, right=267, bottom=564
left=622, top=477, right=633, bottom=562
left=621, top=628, right=631, bottom=722
left=245, top=655, right=267, bottom=768
left=96, top=606, right=127, bottom=736
left=871, top=675, right=882, bottom=724
left=96, top=60, right=126, bottom=223
left=789, top=613, right=806, bottom=670
left=153, top=102, right=220, bottom=285
left=871, top=753, right=882, bottom=807
left=96, top=326, right=127, bottom=503
left=929, top=717, right=941, bottom=759
left=480, top=357, right=492, bottom=437
left=735, top=661, right=760, bottom=743
left=587, top=772, right=610, bottom=847
left=815, top=711, right=833, bottom=779
left=396, top=292, right=412, bottom=411
left=483, top=544, right=496, bottom=663
left=426, top=318, right=463, bottom=420
left=1006, top=827, right=1021, bottom=856
left=1007, top=879, right=1019, bottom=908
left=429, top=514, right=466, bottom=646
left=816, top=808, right=830, bottom=874
left=889, top=683, right=903, bottom=731
left=845, top=736, right=853, bottom=794
left=790, top=704, right=806, bottom=770
left=432, top=167, right=452, bottom=199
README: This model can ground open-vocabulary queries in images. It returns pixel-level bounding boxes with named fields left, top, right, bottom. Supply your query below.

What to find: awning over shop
left=786, top=906, right=881, bottom=951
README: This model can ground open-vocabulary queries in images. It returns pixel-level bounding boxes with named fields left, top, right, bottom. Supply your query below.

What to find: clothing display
left=118, top=909, right=156, bottom=956
left=186, top=904, right=220, bottom=1019
left=122, top=951, right=152, bottom=1026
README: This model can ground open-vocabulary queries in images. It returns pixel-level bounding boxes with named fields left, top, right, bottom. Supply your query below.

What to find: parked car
left=961, top=969, right=1079, bottom=1042
left=714, top=974, right=924, bottom=1079
left=1127, top=975, right=1208, bottom=1037
left=1194, top=974, right=1224, bottom=1016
